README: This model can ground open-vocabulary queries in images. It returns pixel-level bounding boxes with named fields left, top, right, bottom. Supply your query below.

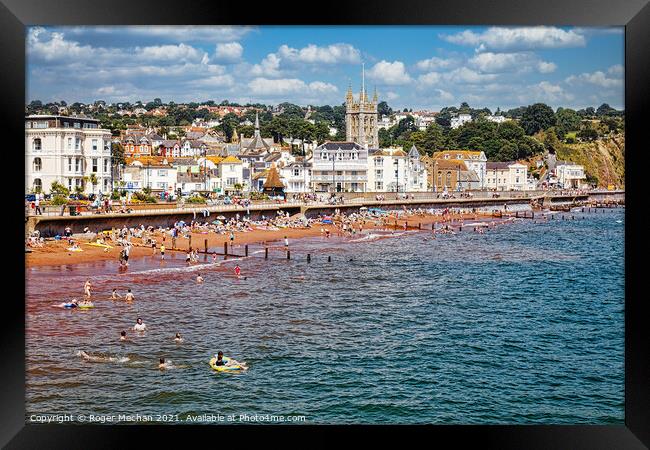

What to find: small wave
left=76, top=350, right=130, bottom=364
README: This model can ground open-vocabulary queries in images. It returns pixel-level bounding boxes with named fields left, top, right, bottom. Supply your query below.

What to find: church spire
left=254, top=111, right=260, bottom=133
left=346, top=80, right=354, bottom=103
left=360, top=62, right=366, bottom=103
left=373, top=86, right=378, bottom=103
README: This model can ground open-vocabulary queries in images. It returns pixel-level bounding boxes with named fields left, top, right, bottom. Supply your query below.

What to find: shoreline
left=26, top=211, right=497, bottom=269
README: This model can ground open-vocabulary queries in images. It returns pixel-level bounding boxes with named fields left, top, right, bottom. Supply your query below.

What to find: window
left=64, top=122, right=70, bottom=128
left=91, top=158, right=98, bottom=172
left=157, top=182, right=168, bottom=189
left=394, top=170, right=399, bottom=177
left=34, top=121, right=48, bottom=129
left=293, top=168, right=300, bottom=176
left=375, top=181, right=383, bottom=190
left=33, top=178, right=42, bottom=192
left=75, top=138, right=81, bottom=150
left=92, top=139, right=98, bottom=151
left=375, top=157, right=383, bottom=166
left=67, top=137, right=72, bottom=150
left=33, top=138, right=42, bottom=151
left=104, top=159, right=109, bottom=173
left=75, top=158, right=81, bottom=172
left=33, top=158, right=42, bottom=172
left=73, top=122, right=81, bottom=129
left=158, top=169, right=167, bottom=177
left=227, top=178, right=238, bottom=185
left=446, top=171, right=452, bottom=187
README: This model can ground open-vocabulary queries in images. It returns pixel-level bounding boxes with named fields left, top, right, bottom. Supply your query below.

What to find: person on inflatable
left=215, top=351, right=225, bottom=366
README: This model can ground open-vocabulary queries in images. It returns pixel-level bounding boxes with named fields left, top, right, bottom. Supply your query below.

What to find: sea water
left=25, top=208, right=624, bottom=424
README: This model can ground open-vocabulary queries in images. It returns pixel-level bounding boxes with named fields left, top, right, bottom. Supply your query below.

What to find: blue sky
left=26, top=26, right=624, bottom=111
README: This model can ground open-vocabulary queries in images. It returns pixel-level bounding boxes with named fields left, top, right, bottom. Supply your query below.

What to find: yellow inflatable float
left=209, top=356, right=246, bottom=372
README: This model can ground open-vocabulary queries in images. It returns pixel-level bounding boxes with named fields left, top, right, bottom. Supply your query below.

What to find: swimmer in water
left=120, top=330, right=127, bottom=341
left=159, top=357, right=168, bottom=370
left=234, top=265, right=241, bottom=277
left=196, top=273, right=204, bottom=284
left=174, top=332, right=183, bottom=343
left=133, top=317, right=147, bottom=332
left=111, top=289, right=122, bottom=300
left=212, top=253, right=217, bottom=263
left=124, top=289, right=135, bottom=301
left=84, top=279, right=92, bottom=298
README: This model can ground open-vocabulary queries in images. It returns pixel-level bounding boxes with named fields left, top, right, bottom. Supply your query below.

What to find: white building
left=485, top=115, right=508, bottom=124
left=554, top=161, right=587, bottom=189
left=486, top=161, right=529, bottom=191
left=279, top=158, right=312, bottom=193
left=367, top=146, right=428, bottom=192
left=123, top=157, right=178, bottom=194
left=450, top=114, right=473, bottom=129
left=195, top=155, right=245, bottom=194
left=431, top=150, right=487, bottom=189
left=25, top=115, right=113, bottom=195
left=311, top=142, right=368, bottom=192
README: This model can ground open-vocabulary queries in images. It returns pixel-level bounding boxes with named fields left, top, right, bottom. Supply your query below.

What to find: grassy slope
left=555, top=134, right=625, bottom=188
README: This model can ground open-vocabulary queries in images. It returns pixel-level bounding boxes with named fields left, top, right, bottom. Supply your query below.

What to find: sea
left=25, top=207, right=625, bottom=424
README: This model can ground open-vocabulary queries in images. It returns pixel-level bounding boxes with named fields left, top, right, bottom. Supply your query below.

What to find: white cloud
left=65, top=25, right=255, bottom=43
left=213, top=42, right=243, bottom=62
left=385, top=91, right=399, bottom=101
left=444, top=67, right=498, bottom=84
left=366, top=60, right=412, bottom=85
left=251, top=53, right=282, bottom=77
left=417, top=72, right=442, bottom=85
left=537, top=61, right=557, bottom=73
left=277, top=43, right=360, bottom=64
left=608, top=64, right=624, bottom=76
left=442, top=26, right=586, bottom=51
left=135, top=43, right=206, bottom=63
left=248, top=78, right=337, bottom=96
left=436, top=89, right=454, bottom=102
left=565, top=69, right=623, bottom=88
left=520, top=81, right=574, bottom=103
left=415, top=56, right=458, bottom=71
left=468, top=52, right=556, bottom=74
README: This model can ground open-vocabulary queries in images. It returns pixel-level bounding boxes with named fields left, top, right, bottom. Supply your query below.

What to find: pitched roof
left=317, top=141, right=364, bottom=151
left=263, top=165, right=285, bottom=189
left=220, top=155, right=242, bottom=164
left=431, top=150, right=484, bottom=159
left=433, top=159, right=468, bottom=170
left=487, top=162, right=512, bottom=170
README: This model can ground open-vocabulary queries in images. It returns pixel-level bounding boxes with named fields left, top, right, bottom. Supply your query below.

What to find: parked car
left=25, top=194, right=36, bottom=202
left=69, top=193, right=89, bottom=201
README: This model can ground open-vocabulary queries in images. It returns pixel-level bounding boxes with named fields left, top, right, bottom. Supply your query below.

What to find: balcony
left=311, top=174, right=367, bottom=182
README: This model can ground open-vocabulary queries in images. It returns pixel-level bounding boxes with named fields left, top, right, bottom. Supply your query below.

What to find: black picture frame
left=2, top=0, right=648, bottom=447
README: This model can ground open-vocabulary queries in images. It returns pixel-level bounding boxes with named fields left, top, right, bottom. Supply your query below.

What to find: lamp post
left=394, top=158, right=399, bottom=193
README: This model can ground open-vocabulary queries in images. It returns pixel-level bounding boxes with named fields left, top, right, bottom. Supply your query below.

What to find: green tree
left=50, top=181, right=69, bottom=196
left=111, top=142, right=125, bottom=166
left=377, top=101, right=393, bottom=117
left=419, top=123, right=446, bottom=154
left=555, top=108, right=581, bottom=139
left=520, top=103, right=556, bottom=135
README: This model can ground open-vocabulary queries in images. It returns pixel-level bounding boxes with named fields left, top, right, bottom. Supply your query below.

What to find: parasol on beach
left=216, top=215, right=227, bottom=220
left=177, top=220, right=186, bottom=226
left=211, top=220, right=222, bottom=225
left=359, top=207, right=368, bottom=210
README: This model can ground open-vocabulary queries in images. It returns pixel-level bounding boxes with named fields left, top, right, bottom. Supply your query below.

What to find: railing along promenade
left=24, top=189, right=615, bottom=219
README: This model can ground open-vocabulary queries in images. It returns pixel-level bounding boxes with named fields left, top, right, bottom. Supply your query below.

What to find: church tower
left=345, top=64, right=379, bottom=149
